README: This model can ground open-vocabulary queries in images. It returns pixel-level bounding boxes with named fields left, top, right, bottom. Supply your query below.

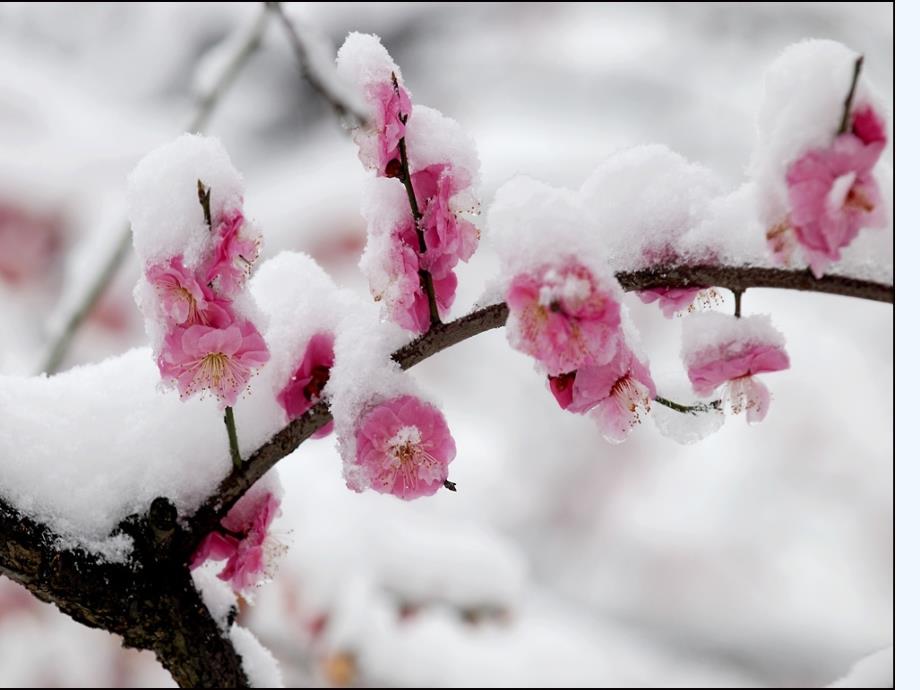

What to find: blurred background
left=0, top=2, right=892, bottom=687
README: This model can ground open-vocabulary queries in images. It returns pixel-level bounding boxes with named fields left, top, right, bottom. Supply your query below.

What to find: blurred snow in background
left=0, top=2, right=891, bottom=687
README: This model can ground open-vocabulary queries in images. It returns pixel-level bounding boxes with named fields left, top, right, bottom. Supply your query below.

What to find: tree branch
left=179, top=263, right=892, bottom=558
left=38, top=7, right=271, bottom=376
left=0, top=496, right=248, bottom=687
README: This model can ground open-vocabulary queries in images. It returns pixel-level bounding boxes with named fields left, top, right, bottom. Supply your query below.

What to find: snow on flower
left=336, top=32, right=412, bottom=176
left=782, top=103, right=887, bottom=277
left=191, top=491, right=283, bottom=596
left=636, top=287, right=723, bottom=319
left=342, top=34, right=481, bottom=333
left=278, top=331, right=335, bottom=437
left=128, top=134, right=269, bottom=407
left=751, top=40, right=889, bottom=277
left=506, top=260, right=621, bottom=375
left=682, top=313, right=790, bottom=423
left=157, top=319, right=269, bottom=406
left=548, top=335, right=656, bottom=444
left=348, top=395, right=456, bottom=500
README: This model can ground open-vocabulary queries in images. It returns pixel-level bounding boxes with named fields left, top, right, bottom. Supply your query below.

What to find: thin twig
left=38, top=7, right=270, bottom=375
left=838, top=55, right=864, bottom=135
left=267, top=1, right=367, bottom=126
left=654, top=395, right=721, bottom=415
left=224, top=407, right=243, bottom=471
left=178, top=262, right=893, bottom=556
left=733, top=288, right=744, bottom=318
left=393, top=75, right=441, bottom=328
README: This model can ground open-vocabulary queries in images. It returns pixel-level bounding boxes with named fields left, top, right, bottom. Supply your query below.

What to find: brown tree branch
left=0, top=496, right=249, bottom=687
left=178, top=263, right=892, bottom=558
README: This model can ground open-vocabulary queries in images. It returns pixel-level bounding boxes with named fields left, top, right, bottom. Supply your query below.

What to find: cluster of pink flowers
left=350, top=48, right=479, bottom=333
left=277, top=331, right=335, bottom=437
left=146, top=205, right=268, bottom=406
left=191, top=490, right=282, bottom=595
left=349, top=394, right=456, bottom=500
left=505, top=257, right=656, bottom=442
left=770, top=103, right=887, bottom=277
left=683, top=314, right=790, bottom=423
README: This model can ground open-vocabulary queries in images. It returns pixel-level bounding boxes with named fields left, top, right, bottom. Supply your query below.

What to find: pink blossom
left=278, top=331, right=335, bottom=438
left=158, top=318, right=270, bottom=406
left=146, top=256, right=224, bottom=326
left=784, top=104, right=886, bottom=277
left=686, top=341, right=789, bottom=423
left=205, top=210, right=261, bottom=297
left=0, top=203, right=61, bottom=285
left=548, top=338, right=656, bottom=443
left=637, top=288, right=699, bottom=318
left=506, top=261, right=621, bottom=375
left=412, top=164, right=479, bottom=278
left=352, top=395, right=456, bottom=500
left=191, top=492, right=282, bottom=595
left=370, top=78, right=412, bottom=177
left=375, top=222, right=457, bottom=333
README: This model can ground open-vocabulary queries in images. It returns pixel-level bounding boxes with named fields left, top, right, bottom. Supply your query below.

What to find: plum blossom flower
left=636, top=287, right=723, bottom=319
left=205, top=209, right=261, bottom=298
left=506, top=260, right=621, bottom=375
left=350, top=395, right=455, bottom=500
left=683, top=315, right=790, bottom=423
left=548, top=337, right=657, bottom=443
left=412, top=164, right=479, bottom=278
left=371, top=78, right=412, bottom=177
left=146, top=256, right=227, bottom=326
left=158, top=319, right=269, bottom=406
left=191, top=492, right=283, bottom=595
left=278, top=331, right=335, bottom=437
left=368, top=222, right=457, bottom=334
left=776, top=104, right=887, bottom=277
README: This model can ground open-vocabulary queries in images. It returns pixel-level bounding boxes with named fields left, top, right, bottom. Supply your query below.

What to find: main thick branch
left=180, top=263, right=892, bottom=555
left=0, top=496, right=248, bottom=687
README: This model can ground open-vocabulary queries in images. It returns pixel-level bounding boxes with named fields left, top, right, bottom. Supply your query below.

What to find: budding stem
left=838, top=55, right=864, bottom=136
left=197, top=179, right=212, bottom=229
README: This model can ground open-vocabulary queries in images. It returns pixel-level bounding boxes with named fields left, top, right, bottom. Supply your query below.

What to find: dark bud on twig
left=197, top=179, right=212, bottom=229
left=385, top=158, right=403, bottom=178
left=443, top=479, right=457, bottom=492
